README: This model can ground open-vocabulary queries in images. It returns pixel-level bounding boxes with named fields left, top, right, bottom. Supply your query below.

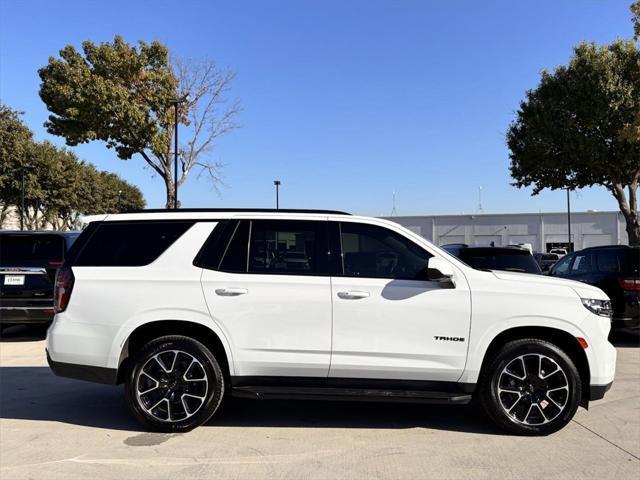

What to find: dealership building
left=383, top=211, right=628, bottom=253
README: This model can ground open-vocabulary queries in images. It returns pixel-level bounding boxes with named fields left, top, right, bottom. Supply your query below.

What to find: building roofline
left=383, top=210, right=620, bottom=219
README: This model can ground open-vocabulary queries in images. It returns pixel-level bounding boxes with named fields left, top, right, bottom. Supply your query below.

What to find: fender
left=458, top=314, right=593, bottom=384
left=107, top=307, right=235, bottom=376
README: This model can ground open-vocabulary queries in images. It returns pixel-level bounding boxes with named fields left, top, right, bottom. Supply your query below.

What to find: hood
left=490, top=270, right=609, bottom=300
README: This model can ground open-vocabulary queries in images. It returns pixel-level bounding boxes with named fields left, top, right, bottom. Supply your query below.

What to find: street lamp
left=21, top=165, right=25, bottom=230
left=169, top=95, right=189, bottom=209
left=117, top=190, right=122, bottom=212
left=273, top=180, right=281, bottom=209
left=566, top=188, right=572, bottom=252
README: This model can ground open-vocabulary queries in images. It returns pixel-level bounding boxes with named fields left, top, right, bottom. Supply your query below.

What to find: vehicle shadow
left=0, top=324, right=47, bottom=343
left=609, top=328, right=640, bottom=348
left=0, top=366, right=501, bottom=435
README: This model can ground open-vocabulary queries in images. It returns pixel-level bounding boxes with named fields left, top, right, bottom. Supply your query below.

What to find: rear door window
left=571, top=252, right=593, bottom=274
left=595, top=249, right=638, bottom=275
left=248, top=220, right=329, bottom=275
left=72, top=221, right=194, bottom=267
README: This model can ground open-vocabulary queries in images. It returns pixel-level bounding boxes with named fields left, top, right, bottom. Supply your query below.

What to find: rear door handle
left=337, top=290, right=370, bottom=299
left=215, top=287, right=248, bottom=296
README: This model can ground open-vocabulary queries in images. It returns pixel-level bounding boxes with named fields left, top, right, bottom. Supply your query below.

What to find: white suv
left=46, top=209, right=616, bottom=435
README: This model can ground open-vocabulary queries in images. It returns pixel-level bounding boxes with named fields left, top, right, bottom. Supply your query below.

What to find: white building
left=383, top=211, right=628, bottom=253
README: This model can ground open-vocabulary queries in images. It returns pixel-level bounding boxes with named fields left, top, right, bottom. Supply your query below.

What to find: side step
left=231, top=386, right=472, bottom=405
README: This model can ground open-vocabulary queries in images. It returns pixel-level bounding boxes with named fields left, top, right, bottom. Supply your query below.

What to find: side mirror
left=427, top=257, right=455, bottom=286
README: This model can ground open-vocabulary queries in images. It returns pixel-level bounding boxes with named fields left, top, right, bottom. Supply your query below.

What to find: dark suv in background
left=441, top=244, right=542, bottom=274
left=548, top=245, right=640, bottom=328
left=0, top=231, right=79, bottom=330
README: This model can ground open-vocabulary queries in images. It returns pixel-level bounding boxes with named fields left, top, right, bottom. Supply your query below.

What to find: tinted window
left=459, top=250, right=541, bottom=274
left=219, top=221, right=250, bottom=272
left=551, top=254, right=573, bottom=275
left=571, top=252, right=593, bottom=274
left=194, top=221, right=236, bottom=270
left=595, top=249, right=638, bottom=274
left=340, top=222, right=431, bottom=279
left=248, top=220, right=328, bottom=275
left=0, top=234, right=64, bottom=267
left=73, top=221, right=194, bottom=266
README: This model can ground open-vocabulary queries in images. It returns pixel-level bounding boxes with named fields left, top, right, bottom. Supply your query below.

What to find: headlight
left=581, top=298, right=612, bottom=317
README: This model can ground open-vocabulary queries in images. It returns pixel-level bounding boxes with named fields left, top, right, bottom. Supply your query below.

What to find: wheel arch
left=477, top=326, right=591, bottom=405
left=116, top=320, right=233, bottom=385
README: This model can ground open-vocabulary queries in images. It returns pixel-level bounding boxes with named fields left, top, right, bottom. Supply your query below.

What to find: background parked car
left=548, top=245, right=639, bottom=328
left=441, top=244, right=542, bottom=274
left=0, top=230, right=79, bottom=331
left=533, top=252, right=560, bottom=272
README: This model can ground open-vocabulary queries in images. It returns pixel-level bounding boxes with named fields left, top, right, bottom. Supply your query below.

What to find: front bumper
left=589, top=381, right=613, bottom=401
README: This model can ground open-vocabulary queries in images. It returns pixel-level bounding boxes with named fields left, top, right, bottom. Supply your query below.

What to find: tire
left=124, top=335, right=225, bottom=432
left=479, top=338, right=582, bottom=436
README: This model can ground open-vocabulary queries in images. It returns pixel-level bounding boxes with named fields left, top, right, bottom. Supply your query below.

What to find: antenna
left=391, top=190, right=398, bottom=216
left=477, top=186, right=484, bottom=213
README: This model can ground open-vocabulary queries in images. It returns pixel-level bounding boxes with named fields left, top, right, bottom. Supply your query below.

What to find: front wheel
left=124, top=335, right=225, bottom=432
left=479, top=338, right=582, bottom=435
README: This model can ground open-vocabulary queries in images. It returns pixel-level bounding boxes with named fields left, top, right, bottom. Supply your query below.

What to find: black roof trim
left=123, top=208, right=351, bottom=215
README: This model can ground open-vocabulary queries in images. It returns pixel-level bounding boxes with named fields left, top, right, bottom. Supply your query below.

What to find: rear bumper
left=46, top=350, right=118, bottom=385
left=0, top=307, right=54, bottom=324
left=589, top=381, right=613, bottom=401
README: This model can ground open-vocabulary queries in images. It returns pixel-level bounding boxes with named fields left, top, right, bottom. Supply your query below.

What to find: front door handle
left=215, top=287, right=248, bottom=296
left=337, top=290, right=370, bottom=299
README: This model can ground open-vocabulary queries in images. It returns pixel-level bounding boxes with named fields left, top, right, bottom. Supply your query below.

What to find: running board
left=231, top=386, right=472, bottom=405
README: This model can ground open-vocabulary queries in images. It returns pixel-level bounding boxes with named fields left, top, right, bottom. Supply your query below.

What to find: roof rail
left=122, top=208, right=351, bottom=215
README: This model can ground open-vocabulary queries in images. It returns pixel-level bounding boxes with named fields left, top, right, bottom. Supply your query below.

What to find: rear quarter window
left=71, top=221, right=194, bottom=267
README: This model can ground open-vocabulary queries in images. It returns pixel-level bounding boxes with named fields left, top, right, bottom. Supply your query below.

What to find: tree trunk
left=611, top=182, right=640, bottom=246
left=165, top=177, right=176, bottom=209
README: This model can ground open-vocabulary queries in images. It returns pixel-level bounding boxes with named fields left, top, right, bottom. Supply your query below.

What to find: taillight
left=48, top=260, right=63, bottom=267
left=618, top=277, right=640, bottom=292
left=54, top=267, right=75, bottom=313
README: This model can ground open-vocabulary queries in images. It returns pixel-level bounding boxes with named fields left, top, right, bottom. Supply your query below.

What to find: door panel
left=330, top=276, right=471, bottom=381
left=201, top=271, right=332, bottom=377
left=329, top=221, right=471, bottom=382
left=199, top=218, right=333, bottom=378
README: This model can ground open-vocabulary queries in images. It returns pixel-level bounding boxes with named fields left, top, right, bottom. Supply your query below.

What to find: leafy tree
left=0, top=104, right=33, bottom=224
left=507, top=40, right=640, bottom=245
left=38, top=35, right=240, bottom=209
left=0, top=102, right=145, bottom=230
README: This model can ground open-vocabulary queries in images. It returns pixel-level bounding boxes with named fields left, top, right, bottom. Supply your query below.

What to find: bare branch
left=172, top=57, right=241, bottom=188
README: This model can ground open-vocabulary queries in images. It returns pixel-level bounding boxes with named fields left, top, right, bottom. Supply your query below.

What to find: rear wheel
left=124, top=335, right=225, bottom=432
left=479, top=338, right=581, bottom=435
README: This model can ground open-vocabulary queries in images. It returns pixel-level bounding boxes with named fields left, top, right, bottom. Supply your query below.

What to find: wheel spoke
left=503, top=370, right=525, bottom=381
left=547, top=386, right=569, bottom=393
left=153, top=353, right=172, bottom=373
left=518, top=357, right=527, bottom=377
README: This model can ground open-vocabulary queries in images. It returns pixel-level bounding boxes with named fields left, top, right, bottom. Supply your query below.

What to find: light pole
left=169, top=95, right=189, bottom=209
left=566, top=188, right=572, bottom=252
left=273, top=180, right=281, bottom=209
left=20, top=166, right=25, bottom=231
left=117, top=190, right=122, bottom=212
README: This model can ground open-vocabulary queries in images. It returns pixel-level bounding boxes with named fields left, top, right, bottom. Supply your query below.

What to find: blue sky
left=0, top=1, right=635, bottom=215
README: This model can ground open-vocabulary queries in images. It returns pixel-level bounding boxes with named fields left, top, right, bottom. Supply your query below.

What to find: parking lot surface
left=1, top=326, right=639, bottom=480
